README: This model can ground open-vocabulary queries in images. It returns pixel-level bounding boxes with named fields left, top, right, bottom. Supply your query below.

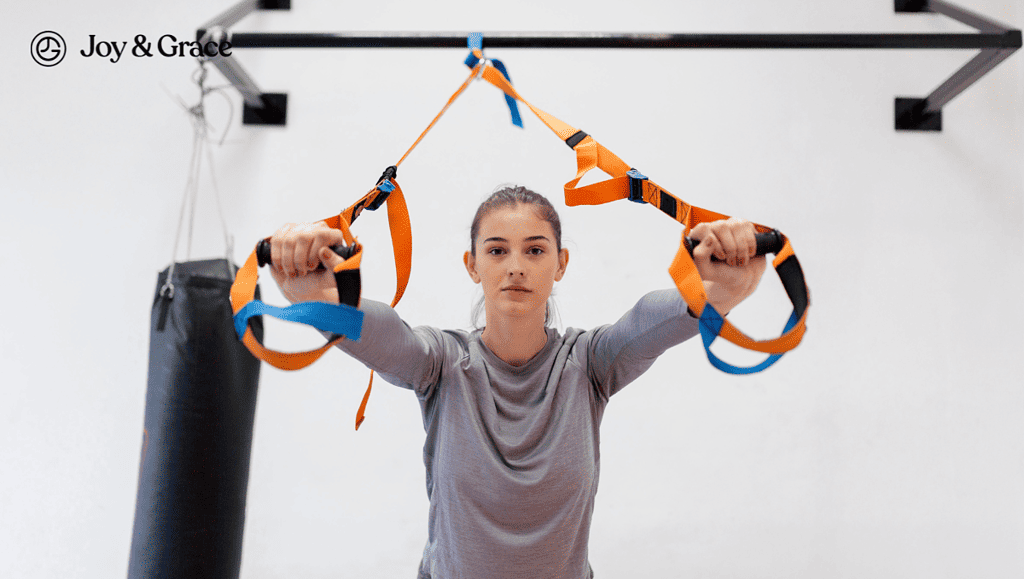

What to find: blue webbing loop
left=626, top=169, right=648, bottom=203
left=465, top=33, right=523, bottom=128
left=233, top=300, right=364, bottom=342
left=489, top=59, right=523, bottom=128
left=464, top=33, right=483, bottom=67
left=697, top=306, right=799, bottom=374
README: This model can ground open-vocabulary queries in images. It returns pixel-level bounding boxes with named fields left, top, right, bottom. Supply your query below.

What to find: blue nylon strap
left=464, top=32, right=483, bottom=67
left=378, top=180, right=395, bottom=194
left=697, top=305, right=799, bottom=374
left=464, top=33, right=523, bottom=128
left=233, top=300, right=363, bottom=342
left=489, top=59, right=524, bottom=128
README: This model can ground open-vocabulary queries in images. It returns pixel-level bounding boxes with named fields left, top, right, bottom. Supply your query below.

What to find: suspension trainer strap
left=229, top=211, right=363, bottom=371
left=231, top=64, right=483, bottom=429
left=476, top=64, right=810, bottom=371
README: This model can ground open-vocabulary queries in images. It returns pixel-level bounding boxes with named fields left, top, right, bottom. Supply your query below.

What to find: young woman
left=268, top=186, right=766, bottom=579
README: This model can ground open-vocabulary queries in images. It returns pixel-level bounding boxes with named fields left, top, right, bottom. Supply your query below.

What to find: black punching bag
left=128, top=259, right=263, bottom=579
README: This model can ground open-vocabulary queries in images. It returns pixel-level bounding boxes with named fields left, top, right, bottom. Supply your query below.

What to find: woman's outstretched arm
left=587, top=289, right=700, bottom=400
left=588, top=217, right=769, bottom=399
left=326, top=299, right=445, bottom=397
left=267, top=221, right=444, bottom=396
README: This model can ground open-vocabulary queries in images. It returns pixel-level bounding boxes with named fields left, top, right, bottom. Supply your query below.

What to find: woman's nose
left=507, top=255, right=525, bottom=276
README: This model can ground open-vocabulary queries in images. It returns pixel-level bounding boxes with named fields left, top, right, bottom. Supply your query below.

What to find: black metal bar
left=226, top=31, right=1021, bottom=50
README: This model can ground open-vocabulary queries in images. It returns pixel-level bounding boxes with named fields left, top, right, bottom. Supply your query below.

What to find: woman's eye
left=528, top=247, right=544, bottom=255
left=488, top=247, right=505, bottom=256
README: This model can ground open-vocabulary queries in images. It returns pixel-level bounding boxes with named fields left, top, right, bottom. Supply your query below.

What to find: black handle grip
left=684, top=229, right=784, bottom=262
left=255, top=239, right=357, bottom=269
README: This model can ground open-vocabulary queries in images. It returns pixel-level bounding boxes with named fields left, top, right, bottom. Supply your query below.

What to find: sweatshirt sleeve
left=327, top=299, right=447, bottom=399
left=586, top=289, right=700, bottom=401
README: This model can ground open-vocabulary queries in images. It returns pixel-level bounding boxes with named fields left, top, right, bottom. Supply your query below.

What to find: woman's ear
left=464, top=251, right=481, bottom=284
left=554, top=248, right=569, bottom=282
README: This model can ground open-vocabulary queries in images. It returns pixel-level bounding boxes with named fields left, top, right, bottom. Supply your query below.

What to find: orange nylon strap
left=396, top=63, right=484, bottom=168
left=348, top=66, right=482, bottom=429
left=330, top=66, right=479, bottom=429
left=229, top=215, right=360, bottom=371
left=476, top=63, right=809, bottom=357
left=229, top=174, right=412, bottom=432
left=238, top=64, right=477, bottom=430
left=328, top=178, right=414, bottom=430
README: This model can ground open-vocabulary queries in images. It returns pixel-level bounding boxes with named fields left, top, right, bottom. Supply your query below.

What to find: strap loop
left=474, top=61, right=810, bottom=371
left=465, top=32, right=484, bottom=67
left=464, top=33, right=523, bottom=127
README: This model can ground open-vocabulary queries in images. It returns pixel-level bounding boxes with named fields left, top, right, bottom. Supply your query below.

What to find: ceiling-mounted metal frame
left=196, top=0, right=1020, bottom=131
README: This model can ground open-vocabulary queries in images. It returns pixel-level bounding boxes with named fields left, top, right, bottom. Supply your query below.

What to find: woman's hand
left=267, top=221, right=349, bottom=304
left=689, top=217, right=767, bottom=315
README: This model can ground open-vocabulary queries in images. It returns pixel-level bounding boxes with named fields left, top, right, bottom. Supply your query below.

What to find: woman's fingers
left=270, top=222, right=294, bottom=278
left=692, top=218, right=758, bottom=266
left=312, top=228, right=347, bottom=269
left=717, top=226, right=740, bottom=266
left=269, top=221, right=349, bottom=278
left=735, top=218, right=757, bottom=267
left=690, top=225, right=720, bottom=265
left=318, top=246, right=346, bottom=271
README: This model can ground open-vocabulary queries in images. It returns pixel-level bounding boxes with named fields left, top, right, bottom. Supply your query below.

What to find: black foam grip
left=255, top=239, right=356, bottom=269
left=684, top=229, right=784, bottom=262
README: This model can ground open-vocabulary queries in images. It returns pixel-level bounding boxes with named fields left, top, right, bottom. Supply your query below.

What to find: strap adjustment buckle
left=367, top=165, right=398, bottom=211
left=627, top=168, right=648, bottom=203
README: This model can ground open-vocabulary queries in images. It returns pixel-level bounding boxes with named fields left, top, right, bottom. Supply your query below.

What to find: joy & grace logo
left=31, top=32, right=233, bottom=66
left=31, top=31, right=66, bottom=67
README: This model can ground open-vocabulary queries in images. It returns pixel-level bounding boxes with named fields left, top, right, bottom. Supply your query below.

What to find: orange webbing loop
left=347, top=66, right=486, bottom=429
left=338, top=65, right=481, bottom=429
left=230, top=215, right=360, bottom=371
left=246, top=64, right=477, bottom=429
left=476, top=63, right=809, bottom=358
left=330, top=178, right=414, bottom=429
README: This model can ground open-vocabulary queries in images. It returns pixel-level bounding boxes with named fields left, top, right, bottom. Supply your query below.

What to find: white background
left=2, top=1, right=1022, bottom=577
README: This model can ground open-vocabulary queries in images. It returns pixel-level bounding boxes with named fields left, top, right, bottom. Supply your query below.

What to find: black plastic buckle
left=367, top=165, right=398, bottom=211
left=626, top=168, right=648, bottom=203
left=376, top=165, right=398, bottom=186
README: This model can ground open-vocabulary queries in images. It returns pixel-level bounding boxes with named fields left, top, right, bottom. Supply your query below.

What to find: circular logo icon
left=32, top=31, right=66, bottom=67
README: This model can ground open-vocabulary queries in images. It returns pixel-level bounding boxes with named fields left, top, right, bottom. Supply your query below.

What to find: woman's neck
left=480, top=314, right=548, bottom=366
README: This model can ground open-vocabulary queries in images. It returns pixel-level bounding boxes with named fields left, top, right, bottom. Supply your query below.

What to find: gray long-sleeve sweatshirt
left=332, top=289, right=700, bottom=578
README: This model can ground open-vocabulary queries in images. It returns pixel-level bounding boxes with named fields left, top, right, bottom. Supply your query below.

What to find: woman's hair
left=469, top=185, right=563, bottom=329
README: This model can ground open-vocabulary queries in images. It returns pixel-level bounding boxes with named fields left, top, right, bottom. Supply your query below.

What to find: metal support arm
left=895, top=0, right=1019, bottom=130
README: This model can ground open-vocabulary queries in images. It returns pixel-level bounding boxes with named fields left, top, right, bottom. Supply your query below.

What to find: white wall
left=2, top=1, right=1022, bottom=577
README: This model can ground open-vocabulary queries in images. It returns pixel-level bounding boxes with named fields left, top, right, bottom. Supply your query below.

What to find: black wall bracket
left=197, top=0, right=1020, bottom=130
left=196, top=0, right=292, bottom=126
left=894, top=0, right=1019, bottom=130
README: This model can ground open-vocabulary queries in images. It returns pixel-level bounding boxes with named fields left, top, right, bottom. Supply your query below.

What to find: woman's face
left=464, top=204, right=568, bottom=324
